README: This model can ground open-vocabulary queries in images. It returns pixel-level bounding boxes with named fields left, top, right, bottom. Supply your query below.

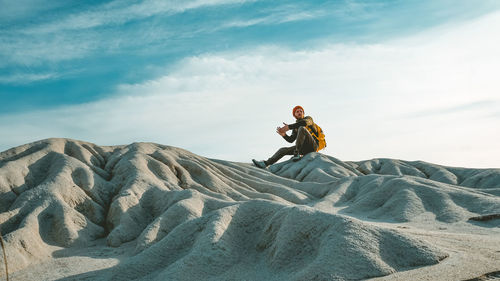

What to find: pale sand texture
left=0, top=138, right=498, bottom=280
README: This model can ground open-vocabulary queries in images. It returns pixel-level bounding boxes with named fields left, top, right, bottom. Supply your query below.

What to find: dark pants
left=265, top=127, right=318, bottom=165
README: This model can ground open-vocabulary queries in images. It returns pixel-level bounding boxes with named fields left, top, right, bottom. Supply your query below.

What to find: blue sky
left=1, top=0, right=500, bottom=168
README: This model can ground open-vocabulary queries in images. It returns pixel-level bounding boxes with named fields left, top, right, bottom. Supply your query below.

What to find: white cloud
left=219, top=1, right=380, bottom=30
left=221, top=7, right=327, bottom=29
left=1, top=11, right=500, bottom=168
left=0, top=0, right=255, bottom=66
left=0, top=31, right=97, bottom=66
left=0, top=72, right=61, bottom=84
left=21, top=0, right=255, bottom=34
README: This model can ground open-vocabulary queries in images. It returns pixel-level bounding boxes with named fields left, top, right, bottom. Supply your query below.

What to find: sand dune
left=0, top=138, right=499, bottom=280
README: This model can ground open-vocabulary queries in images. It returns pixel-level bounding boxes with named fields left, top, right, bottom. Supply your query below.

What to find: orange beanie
left=292, top=105, right=304, bottom=117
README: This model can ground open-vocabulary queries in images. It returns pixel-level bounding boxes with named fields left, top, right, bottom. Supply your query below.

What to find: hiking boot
left=252, top=159, right=267, bottom=169
left=290, top=150, right=301, bottom=162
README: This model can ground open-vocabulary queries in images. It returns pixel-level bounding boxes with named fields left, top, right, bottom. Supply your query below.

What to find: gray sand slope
left=0, top=138, right=499, bottom=280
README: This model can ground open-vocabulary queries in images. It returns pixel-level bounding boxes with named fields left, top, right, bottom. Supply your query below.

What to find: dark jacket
left=283, top=116, right=315, bottom=143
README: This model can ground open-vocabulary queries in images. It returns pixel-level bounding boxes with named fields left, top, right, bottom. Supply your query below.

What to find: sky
left=1, top=0, right=499, bottom=168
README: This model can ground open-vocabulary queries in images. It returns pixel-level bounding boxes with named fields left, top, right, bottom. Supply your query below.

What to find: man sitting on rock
left=253, top=105, right=326, bottom=168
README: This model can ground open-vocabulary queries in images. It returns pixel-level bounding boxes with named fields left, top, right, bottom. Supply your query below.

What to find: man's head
left=292, top=105, right=304, bottom=119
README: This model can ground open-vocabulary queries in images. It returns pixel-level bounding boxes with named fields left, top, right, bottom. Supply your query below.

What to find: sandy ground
left=369, top=222, right=500, bottom=281
left=8, top=221, right=500, bottom=281
left=9, top=240, right=133, bottom=281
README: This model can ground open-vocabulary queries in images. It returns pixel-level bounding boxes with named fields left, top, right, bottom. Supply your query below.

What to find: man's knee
left=298, top=126, right=312, bottom=139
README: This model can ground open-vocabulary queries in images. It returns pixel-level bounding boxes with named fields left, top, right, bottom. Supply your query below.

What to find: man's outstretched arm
left=278, top=123, right=297, bottom=143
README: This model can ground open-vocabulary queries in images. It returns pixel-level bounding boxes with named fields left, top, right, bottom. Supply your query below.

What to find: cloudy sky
left=1, top=0, right=499, bottom=168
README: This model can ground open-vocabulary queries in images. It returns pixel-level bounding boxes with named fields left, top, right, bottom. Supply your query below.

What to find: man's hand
left=276, top=123, right=289, bottom=136
left=276, top=126, right=285, bottom=136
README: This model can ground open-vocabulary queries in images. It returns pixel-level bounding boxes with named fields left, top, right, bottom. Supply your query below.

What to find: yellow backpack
left=306, top=123, right=326, bottom=152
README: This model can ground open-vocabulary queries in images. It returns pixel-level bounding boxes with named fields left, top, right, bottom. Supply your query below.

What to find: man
left=252, top=105, right=323, bottom=168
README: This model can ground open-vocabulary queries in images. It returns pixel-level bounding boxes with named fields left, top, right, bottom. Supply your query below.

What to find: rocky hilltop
left=0, top=138, right=499, bottom=280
